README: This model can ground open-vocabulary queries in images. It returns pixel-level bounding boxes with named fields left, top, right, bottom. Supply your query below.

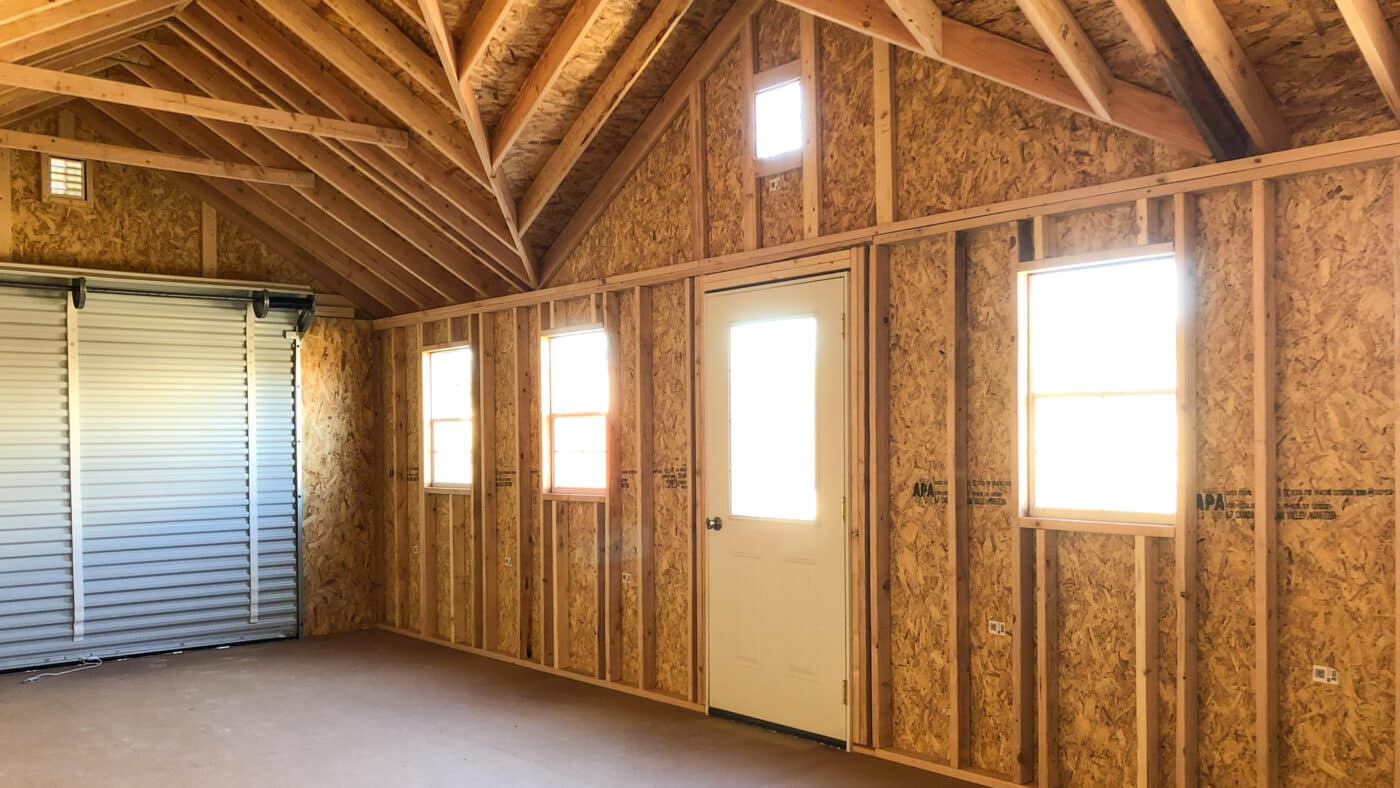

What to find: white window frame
left=421, top=342, right=473, bottom=493
left=1016, top=245, right=1182, bottom=527
left=539, top=325, right=608, bottom=496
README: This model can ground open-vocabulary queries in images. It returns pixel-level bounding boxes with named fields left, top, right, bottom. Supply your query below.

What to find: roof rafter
left=416, top=0, right=537, bottom=286
left=132, top=45, right=498, bottom=299
left=1110, top=0, right=1250, bottom=159
left=1335, top=0, right=1400, bottom=121
left=491, top=0, right=608, bottom=168
left=456, top=0, right=514, bottom=81
left=1015, top=0, right=1113, bottom=119
left=187, top=0, right=523, bottom=277
left=319, top=0, right=458, bottom=116
left=1162, top=0, right=1288, bottom=151
left=0, top=0, right=186, bottom=60
left=779, top=0, right=1209, bottom=156
left=520, top=0, right=695, bottom=233
left=883, top=0, right=941, bottom=56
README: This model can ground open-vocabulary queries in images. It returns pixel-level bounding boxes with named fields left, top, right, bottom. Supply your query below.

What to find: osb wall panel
left=1275, top=165, right=1396, bottom=784
left=754, top=1, right=799, bottom=72
left=376, top=330, right=399, bottom=626
left=1055, top=532, right=1136, bottom=787
left=562, top=500, right=601, bottom=674
left=216, top=215, right=311, bottom=286
left=551, top=111, right=693, bottom=287
left=704, top=41, right=746, bottom=258
left=887, top=236, right=952, bottom=760
left=891, top=52, right=1199, bottom=224
left=759, top=169, right=802, bottom=248
left=651, top=281, right=692, bottom=698
left=619, top=290, right=642, bottom=685
left=964, top=225, right=1017, bottom=774
left=558, top=295, right=596, bottom=327
left=1049, top=205, right=1138, bottom=255
left=818, top=21, right=874, bottom=236
left=493, top=310, right=522, bottom=655
left=1193, top=186, right=1257, bottom=784
left=301, top=318, right=379, bottom=636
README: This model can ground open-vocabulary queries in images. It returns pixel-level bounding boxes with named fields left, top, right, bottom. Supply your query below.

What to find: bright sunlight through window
left=729, top=316, right=817, bottom=521
left=754, top=79, right=803, bottom=159
left=542, top=329, right=608, bottom=491
left=423, top=346, right=473, bottom=487
left=1026, top=256, right=1178, bottom=521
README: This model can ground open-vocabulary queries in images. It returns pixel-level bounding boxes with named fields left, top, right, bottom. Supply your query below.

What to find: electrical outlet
left=503, top=556, right=513, bottom=567
left=1312, top=665, right=1340, bottom=685
left=988, top=620, right=1009, bottom=636
left=622, top=571, right=633, bottom=584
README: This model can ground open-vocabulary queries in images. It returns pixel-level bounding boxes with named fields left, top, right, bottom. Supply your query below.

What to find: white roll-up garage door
left=0, top=285, right=301, bottom=671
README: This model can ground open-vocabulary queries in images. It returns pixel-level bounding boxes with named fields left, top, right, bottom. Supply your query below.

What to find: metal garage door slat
left=0, top=291, right=301, bottom=671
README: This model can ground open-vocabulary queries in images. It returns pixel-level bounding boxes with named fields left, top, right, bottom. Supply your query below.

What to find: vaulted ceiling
left=0, top=0, right=1396, bottom=316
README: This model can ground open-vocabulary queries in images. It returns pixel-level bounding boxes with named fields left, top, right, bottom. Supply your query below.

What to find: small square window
left=44, top=155, right=88, bottom=202
left=754, top=79, right=803, bottom=159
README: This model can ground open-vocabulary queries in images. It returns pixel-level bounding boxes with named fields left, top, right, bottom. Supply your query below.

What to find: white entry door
left=703, top=273, right=848, bottom=742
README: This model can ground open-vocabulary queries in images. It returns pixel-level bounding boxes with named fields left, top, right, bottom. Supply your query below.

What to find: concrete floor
left=0, top=629, right=967, bottom=787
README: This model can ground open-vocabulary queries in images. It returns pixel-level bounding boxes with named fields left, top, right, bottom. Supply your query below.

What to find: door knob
left=705, top=516, right=723, bottom=531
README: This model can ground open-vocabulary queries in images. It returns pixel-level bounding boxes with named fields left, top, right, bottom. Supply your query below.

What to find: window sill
left=424, top=485, right=472, bottom=496
left=544, top=491, right=605, bottom=504
left=1018, top=516, right=1174, bottom=539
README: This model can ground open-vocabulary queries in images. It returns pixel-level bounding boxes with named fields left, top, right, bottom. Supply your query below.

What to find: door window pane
left=729, top=316, right=817, bottom=521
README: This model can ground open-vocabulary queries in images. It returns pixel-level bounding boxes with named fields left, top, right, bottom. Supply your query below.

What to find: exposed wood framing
left=947, top=232, right=970, bottom=766
left=478, top=314, right=499, bottom=652
left=0, top=124, right=314, bottom=184
left=687, top=278, right=701, bottom=704
left=1110, top=0, right=1250, bottom=160
left=688, top=83, right=707, bottom=260
left=1162, top=0, right=1288, bottom=152
left=456, top=0, right=514, bottom=81
left=514, top=307, right=533, bottom=659
left=319, top=0, right=457, bottom=115
left=0, top=0, right=185, bottom=61
left=635, top=286, right=657, bottom=690
left=1015, top=0, right=1113, bottom=119
left=603, top=291, right=624, bottom=682
left=780, top=0, right=1209, bottom=156
left=538, top=0, right=763, bottom=279
left=1012, top=219, right=1038, bottom=785
left=867, top=243, right=892, bottom=749
left=491, top=0, right=608, bottom=167
left=0, top=59, right=408, bottom=145
left=1136, top=535, right=1160, bottom=788
left=872, top=40, right=894, bottom=225
left=519, top=0, right=694, bottom=234
left=1336, top=0, right=1400, bottom=121
left=1252, top=178, right=1278, bottom=787
left=883, top=0, right=941, bottom=56
left=416, top=324, right=436, bottom=637
left=1174, top=190, right=1200, bottom=788
left=800, top=13, right=820, bottom=240
left=740, top=14, right=757, bottom=252
left=200, top=201, right=216, bottom=276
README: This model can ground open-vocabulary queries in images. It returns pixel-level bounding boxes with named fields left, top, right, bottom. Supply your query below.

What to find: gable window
left=541, top=328, right=608, bottom=493
left=422, top=345, right=473, bottom=489
left=754, top=78, right=802, bottom=159
left=1022, top=254, right=1179, bottom=523
left=43, top=155, right=89, bottom=204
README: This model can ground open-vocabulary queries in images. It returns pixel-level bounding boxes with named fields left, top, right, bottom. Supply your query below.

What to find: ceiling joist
left=780, top=0, right=1209, bottom=156
left=0, top=60, right=411, bottom=145
left=0, top=123, right=314, bottom=185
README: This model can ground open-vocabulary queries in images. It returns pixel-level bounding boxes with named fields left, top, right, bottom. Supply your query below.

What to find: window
left=729, top=316, right=817, bottom=521
left=541, top=328, right=608, bottom=492
left=422, top=346, right=473, bottom=488
left=1023, top=255, right=1179, bottom=522
left=754, top=78, right=803, bottom=160
left=43, top=155, right=88, bottom=203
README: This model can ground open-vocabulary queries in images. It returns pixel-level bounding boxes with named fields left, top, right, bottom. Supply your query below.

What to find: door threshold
left=708, top=707, right=846, bottom=750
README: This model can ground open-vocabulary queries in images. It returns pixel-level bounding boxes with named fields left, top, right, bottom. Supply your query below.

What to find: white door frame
left=695, top=248, right=864, bottom=746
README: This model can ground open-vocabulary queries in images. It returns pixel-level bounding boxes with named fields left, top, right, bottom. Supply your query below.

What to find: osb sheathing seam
left=759, top=169, right=803, bottom=249
left=890, top=50, right=1201, bottom=225
left=300, top=318, right=378, bottom=636
left=704, top=41, right=745, bottom=259
left=1056, top=532, right=1136, bottom=786
left=1193, top=186, right=1256, bottom=785
left=551, top=110, right=693, bottom=287
left=888, top=235, right=952, bottom=761
left=754, top=1, right=799, bottom=72
left=964, top=225, right=1017, bottom=774
left=651, top=281, right=691, bottom=698
left=818, top=20, right=875, bottom=237
left=620, top=290, right=643, bottom=685
left=565, top=500, right=601, bottom=674
left=1276, top=165, right=1396, bottom=784
left=494, top=310, right=522, bottom=655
